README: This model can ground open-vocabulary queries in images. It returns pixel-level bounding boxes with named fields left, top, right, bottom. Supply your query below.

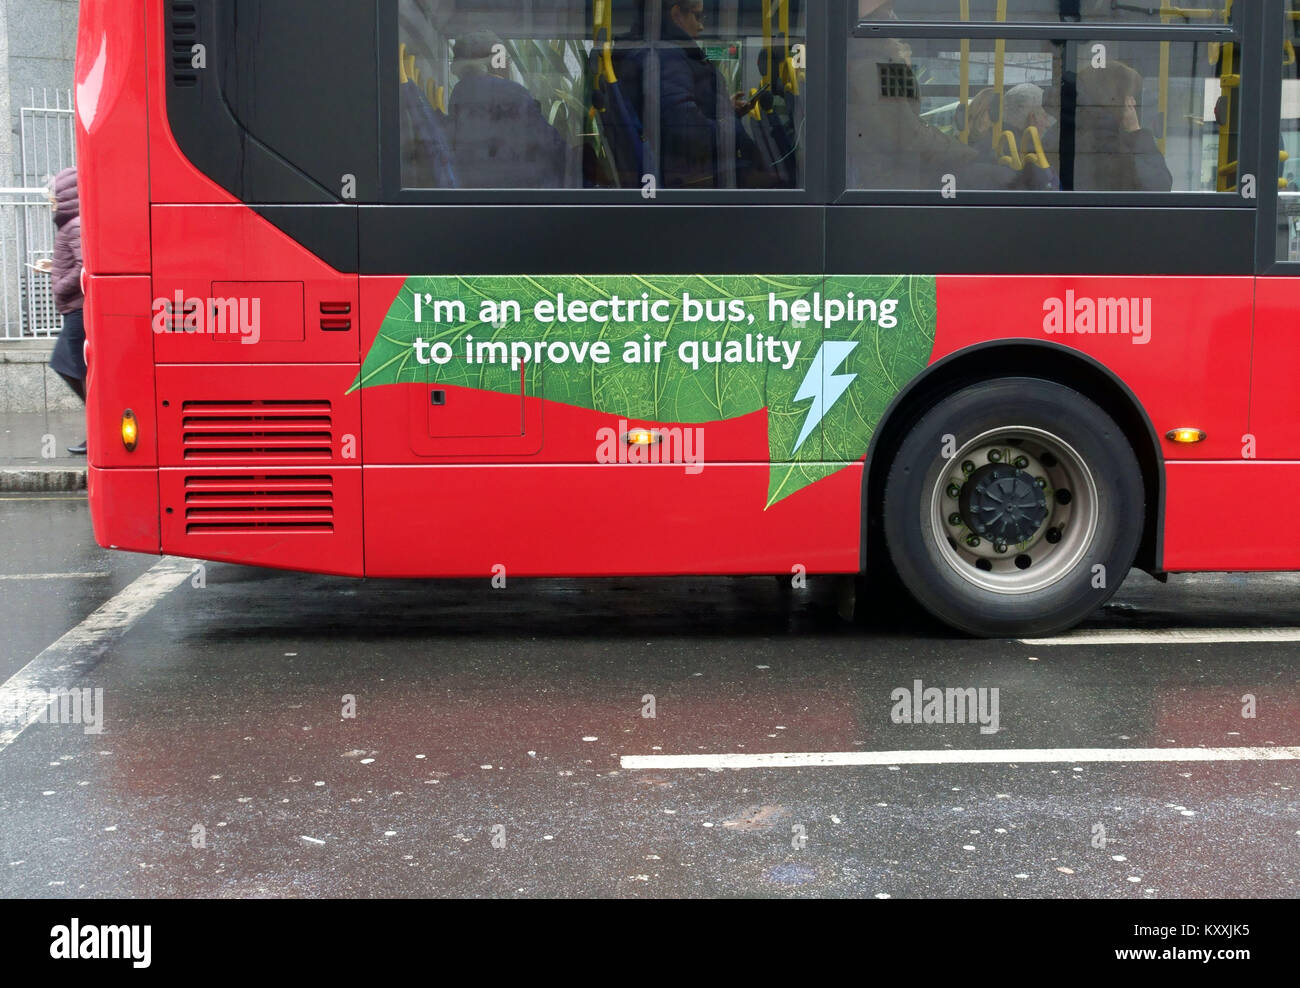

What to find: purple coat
left=50, top=167, right=82, bottom=314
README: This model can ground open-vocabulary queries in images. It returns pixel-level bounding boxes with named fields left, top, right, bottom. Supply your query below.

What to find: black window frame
left=379, top=0, right=831, bottom=205
left=831, top=0, right=1258, bottom=209
left=1257, top=0, right=1300, bottom=276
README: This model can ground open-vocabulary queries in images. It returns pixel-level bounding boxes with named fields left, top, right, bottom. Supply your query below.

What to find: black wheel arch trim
left=859, top=338, right=1166, bottom=576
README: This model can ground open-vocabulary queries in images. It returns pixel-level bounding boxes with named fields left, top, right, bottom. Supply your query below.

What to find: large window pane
left=398, top=0, right=807, bottom=191
left=854, top=0, right=1229, bottom=26
left=847, top=35, right=1237, bottom=192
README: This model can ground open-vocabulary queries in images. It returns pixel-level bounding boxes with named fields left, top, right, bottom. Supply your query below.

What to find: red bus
left=74, top=0, right=1300, bottom=637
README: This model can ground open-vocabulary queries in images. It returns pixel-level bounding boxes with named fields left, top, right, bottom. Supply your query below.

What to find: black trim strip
left=826, top=206, right=1255, bottom=275
left=357, top=205, right=825, bottom=275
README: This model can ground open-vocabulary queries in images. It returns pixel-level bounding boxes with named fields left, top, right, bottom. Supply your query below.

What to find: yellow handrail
left=761, top=0, right=773, bottom=90
left=992, top=0, right=1007, bottom=153
left=781, top=0, right=798, bottom=95
left=996, top=128, right=1022, bottom=170
left=1217, top=40, right=1235, bottom=191
left=1021, top=125, right=1050, bottom=169
left=593, top=0, right=616, bottom=88
left=957, top=0, right=971, bottom=143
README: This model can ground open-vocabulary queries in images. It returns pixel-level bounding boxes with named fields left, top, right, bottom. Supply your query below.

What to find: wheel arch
left=861, top=340, right=1165, bottom=578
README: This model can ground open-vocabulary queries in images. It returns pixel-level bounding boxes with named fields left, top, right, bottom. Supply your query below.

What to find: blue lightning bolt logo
left=791, top=342, right=859, bottom=455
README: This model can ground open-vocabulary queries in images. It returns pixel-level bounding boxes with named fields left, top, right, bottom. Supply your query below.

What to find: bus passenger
left=960, top=88, right=1000, bottom=162
left=448, top=32, right=569, bottom=189
left=1055, top=63, right=1173, bottom=192
left=1004, top=83, right=1055, bottom=144
left=848, top=0, right=979, bottom=188
left=653, top=0, right=758, bottom=188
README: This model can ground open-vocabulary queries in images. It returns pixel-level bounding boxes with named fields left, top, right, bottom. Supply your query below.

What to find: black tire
left=881, top=377, right=1144, bottom=638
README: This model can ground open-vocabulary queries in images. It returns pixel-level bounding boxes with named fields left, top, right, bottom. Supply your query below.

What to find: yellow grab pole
left=958, top=0, right=971, bottom=143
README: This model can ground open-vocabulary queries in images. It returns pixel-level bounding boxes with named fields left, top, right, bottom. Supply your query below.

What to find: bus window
left=1279, top=0, right=1300, bottom=261
left=847, top=31, right=1237, bottom=194
left=397, top=0, right=807, bottom=192
left=853, top=0, right=1229, bottom=25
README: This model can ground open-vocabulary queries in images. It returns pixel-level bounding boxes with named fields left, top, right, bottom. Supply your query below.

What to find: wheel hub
left=958, top=464, right=1049, bottom=545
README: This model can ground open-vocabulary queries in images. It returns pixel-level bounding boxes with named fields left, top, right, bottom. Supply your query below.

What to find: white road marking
left=1020, top=628, right=1300, bottom=646
left=0, top=497, right=86, bottom=502
left=0, top=556, right=194, bottom=752
left=620, top=747, right=1300, bottom=771
left=0, top=572, right=111, bottom=581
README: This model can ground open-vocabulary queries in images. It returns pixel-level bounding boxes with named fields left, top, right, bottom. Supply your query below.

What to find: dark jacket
left=1075, top=117, right=1173, bottom=192
left=448, top=72, right=568, bottom=189
left=654, top=22, right=754, bottom=188
left=50, top=167, right=82, bottom=314
left=1044, top=117, right=1174, bottom=192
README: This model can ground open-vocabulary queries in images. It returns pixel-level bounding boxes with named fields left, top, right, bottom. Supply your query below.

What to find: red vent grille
left=320, top=301, right=352, bottom=332
left=183, top=475, right=334, bottom=534
left=181, top=400, right=333, bottom=461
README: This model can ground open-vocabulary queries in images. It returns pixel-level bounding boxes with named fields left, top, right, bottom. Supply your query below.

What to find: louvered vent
left=181, top=400, right=333, bottom=461
left=320, top=301, right=353, bottom=333
left=170, top=2, right=200, bottom=88
left=184, top=475, right=334, bottom=534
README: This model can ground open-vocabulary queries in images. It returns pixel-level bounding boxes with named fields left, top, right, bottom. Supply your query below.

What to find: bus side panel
left=159, top=467, right=364, bottom=577
left=145, top=0, right=238, bottom=206
left=1246, top=278, right=1300, bottom=459
left=153, top=364, right=361, bottom=469
left=1163, top=463, right=1300, bottom=570
left=85, top=276, right=158, bottom=470
left=87, top=467, right=160, bottom=556
left=75, top=0, right=151, bottom=273
left=363, top=463, right=863, bottom=578
left=151, top=205, right=360, bottom=365
left=932, top=275, right=1252, bottom=463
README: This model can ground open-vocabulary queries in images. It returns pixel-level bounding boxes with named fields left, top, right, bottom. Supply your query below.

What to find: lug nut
left=965, top=535, right=981, bottom=548
left=948, top=513, right=962, bottom=526
left=988, top=449, right=1002, bottom=462
left=1034, top=476, right=1047, bottom=489
left=1013, top=456, right=1029, bottom=469
left=993, top=539, right=1008, bottom=553
left=962, top=460, right=975, bottom=475
left=947, top=483, right=962, bottom=498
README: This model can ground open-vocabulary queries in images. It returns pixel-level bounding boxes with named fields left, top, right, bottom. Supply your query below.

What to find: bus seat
left=590, top=43, right=656, bottom=189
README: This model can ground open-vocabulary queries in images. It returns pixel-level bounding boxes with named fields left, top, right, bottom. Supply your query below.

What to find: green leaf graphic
left=352, top=274, right=936, bottom=506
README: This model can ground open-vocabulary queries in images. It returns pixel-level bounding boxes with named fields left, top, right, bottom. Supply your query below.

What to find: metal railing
left=0, top=189, right=61, bottom=341
left=20, top=89, right=77, bottom=190
left=0, top=91, right=78, bottom=341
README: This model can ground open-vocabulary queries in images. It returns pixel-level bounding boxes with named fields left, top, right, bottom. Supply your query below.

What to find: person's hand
left=32, top=258, right=52, bottom=275
left=734, top=92, right=754, bottom=116
left=1121, top=95, right=1141, bottom=133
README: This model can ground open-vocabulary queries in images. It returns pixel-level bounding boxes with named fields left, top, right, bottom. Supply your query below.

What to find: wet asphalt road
left=0, top=493, right=1296, bottom=898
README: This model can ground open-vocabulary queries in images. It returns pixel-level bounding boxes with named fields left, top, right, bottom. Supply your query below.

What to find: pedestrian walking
left=35, top=167, right=87, bottom=455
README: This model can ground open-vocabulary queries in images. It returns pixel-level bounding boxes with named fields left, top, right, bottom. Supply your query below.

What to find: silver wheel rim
left=927, top=426, right=1099, bottom=596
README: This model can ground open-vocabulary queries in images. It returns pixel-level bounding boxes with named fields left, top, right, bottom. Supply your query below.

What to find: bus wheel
left=881, top=377, right=1143, bottom=638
